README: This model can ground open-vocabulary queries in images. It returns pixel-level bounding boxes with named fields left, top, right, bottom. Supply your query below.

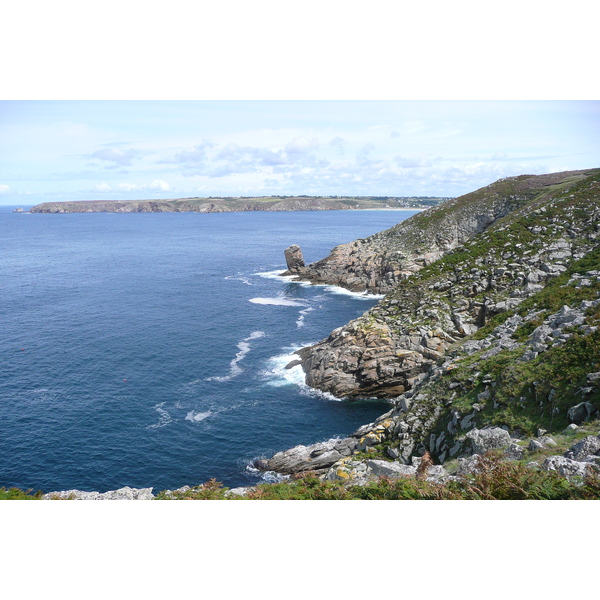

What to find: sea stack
left=283, top=244, right=306, bottom=274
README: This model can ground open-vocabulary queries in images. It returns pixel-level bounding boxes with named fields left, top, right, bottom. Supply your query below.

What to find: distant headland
left=29, top=195, right=451, bottom=214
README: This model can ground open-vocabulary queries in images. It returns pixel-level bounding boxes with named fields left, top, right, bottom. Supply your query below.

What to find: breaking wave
left=249, top=297, right=307, bottom=307
left=185, top=410, right=213, bottom=423
left=206, top=331, right=265, bottom=382
left=260, top=348, right=342, bottom=401
left=147, top=402, right=174, bottom=429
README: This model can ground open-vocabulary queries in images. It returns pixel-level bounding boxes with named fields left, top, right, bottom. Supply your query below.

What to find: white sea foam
left=225, top=274, right=253, bottom=286
left=249, top=297, right=307, bottom=307
left=261, top=348, right=342, bottom=401
left=245, top=463, right=290, bottom=484
left=256, top=269, right=289, bottom=280
left=256, top=269, right=384, bottom=300
left=206, top=330, right=265, bottom=382
left=296, top=306, right=314, bottom=328
left=147, top=402, right=174, bottom=429
left=185, top=410, right=213, bottom=423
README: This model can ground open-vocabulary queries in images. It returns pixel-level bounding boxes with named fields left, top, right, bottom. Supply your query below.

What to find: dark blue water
left=0, top=207, right=416, bottom=493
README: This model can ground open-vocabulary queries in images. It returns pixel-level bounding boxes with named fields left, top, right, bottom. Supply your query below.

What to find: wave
left=225, top=274, right=253, bottom=286
left=256, top=269, right=288, bottom=280
left=260, top=348, right=342, bottom=402
left=256, top=269, right=384, bottom=300
left=185, top=410, right=213, bottom=423
left=249, top=297, right=307, bottom=307
left=147, top=402, right=174, bottom=429
left=205, top=330, right=265, bottom=382
left=296, top=306, right=314, bottom=328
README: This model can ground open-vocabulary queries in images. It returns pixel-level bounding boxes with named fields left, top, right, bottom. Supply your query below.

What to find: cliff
left=254, top=168, right=600, bottom=485
left=292, top=169, right=600, bottom=399
left=29, top=196, right=449, bottom=214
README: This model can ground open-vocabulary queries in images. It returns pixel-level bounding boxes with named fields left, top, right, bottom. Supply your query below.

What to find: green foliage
left=0, top=487, right=43, bottom=500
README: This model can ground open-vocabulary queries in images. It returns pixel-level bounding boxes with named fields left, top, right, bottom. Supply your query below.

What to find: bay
left=0, top=207, right=416, bottom=493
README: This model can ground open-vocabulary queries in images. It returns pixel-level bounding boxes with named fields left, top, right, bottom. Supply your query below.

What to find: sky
left=2, top=100, right=599, bottom=205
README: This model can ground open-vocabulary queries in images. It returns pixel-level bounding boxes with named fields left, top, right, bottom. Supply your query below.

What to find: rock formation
left=255, top=168, right=600, bottom=483
left=292, top=169, right=600, bottom=399
left=283, top=244, right=306, bottom=274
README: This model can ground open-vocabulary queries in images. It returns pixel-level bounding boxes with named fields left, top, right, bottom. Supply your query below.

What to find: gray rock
left=254, top=438, right=354, bottom=474
left=542, top=456, right=596, bottom=479
left=456, top=454, right=483, bottom=475
left=528, top=439, right=544, bottom=452
left=504, top=442, right=525, bottom=460
left=43, top=486, right=155, bottom=500
left=366, top=460, right=417, bottom=478
left=563, top=436, right=600, bottom=461
left=567, top=401, right=598, bottom=425
left=283, top=244, right=306, bottom=273
left=466, top=427, right=512, bottom=454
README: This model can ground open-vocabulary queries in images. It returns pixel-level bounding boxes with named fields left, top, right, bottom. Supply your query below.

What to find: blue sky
left=1, top=100, right=599, bottom=205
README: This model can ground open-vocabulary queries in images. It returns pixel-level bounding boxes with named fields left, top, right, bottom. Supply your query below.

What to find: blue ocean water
left=0, top=207, right=416, bottom=493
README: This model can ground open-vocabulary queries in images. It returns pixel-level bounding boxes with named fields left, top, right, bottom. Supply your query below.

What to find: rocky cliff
left=255, top=168, right=600, bottom=483
left=29, top=196, right=448, bottom=214
left=293, top=169, right=600, bottom=399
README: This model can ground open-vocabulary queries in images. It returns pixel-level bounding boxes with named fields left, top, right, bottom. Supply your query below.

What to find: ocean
left=0, top=206, right=417, bottom=493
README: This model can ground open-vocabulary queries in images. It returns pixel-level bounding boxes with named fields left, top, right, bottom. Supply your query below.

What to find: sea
left=0, top=206, right=417, bottom=493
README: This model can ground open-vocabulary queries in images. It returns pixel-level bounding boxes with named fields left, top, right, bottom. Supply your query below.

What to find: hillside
left=29, top=195, right=450, bottom=214
left=252, top=168, right=600, bottom=488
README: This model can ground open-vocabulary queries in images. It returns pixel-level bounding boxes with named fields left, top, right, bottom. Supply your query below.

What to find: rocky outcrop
left=294, top=169, right=600, bottom=399
left=43, top=486, right=154, bottom=500
left=283, top=245, right=306, bottom=274
left=286, top=170, right=598, bottom=295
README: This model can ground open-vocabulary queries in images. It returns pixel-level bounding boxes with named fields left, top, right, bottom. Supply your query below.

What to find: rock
left=542, top=456, right=596, bottom=479
left=567, top=402, right=598, bottom=425
left=43, top=486, right=155, bottom=500
left=366, top=460, right=417, bottom=478
left=456, top=454, right=483, bottom=475
left=466, top=427, right=512, bottom=454
left=528, top=439, right=544, bottom=452
left=254, top=438, right=355, bottom=474
left=563, top=436, right=600, bottom=461
left=283, top=244, right=305, bottom=273
left=504, top=442, right=525, bottom=460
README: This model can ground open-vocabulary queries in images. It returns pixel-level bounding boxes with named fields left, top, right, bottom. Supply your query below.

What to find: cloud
left=0, top=184, right=9, bottom=194
left=93, top=180, right=171, bottom=193
left=394, top=154, right=435, bottom=168
left=146, top=180, right=170, bottom=191
left=89, top=147, right=143, bottom=166
left=160, top=140, right=215, bottom=166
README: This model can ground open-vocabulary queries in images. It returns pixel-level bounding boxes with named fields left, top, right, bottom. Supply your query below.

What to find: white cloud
left=0, top=184, right=9, bottom=194
left=89, top=147, right=143, bottom=166
left=146, top=180, right=170, bottom=191
left=94, top=182, right=111, bottom=191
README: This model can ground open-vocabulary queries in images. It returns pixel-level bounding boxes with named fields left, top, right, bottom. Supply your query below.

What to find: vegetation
left=150, top=455, right=600, bottom=500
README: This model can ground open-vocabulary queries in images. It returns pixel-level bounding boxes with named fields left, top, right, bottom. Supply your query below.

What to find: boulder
left=542, top=456, right=596, bottom=479
left=254, top=438, right=355, bottom=474
left=466, top=427, right=512, bottom=454
left=366, top=460, right=417, bottom=478
left=563, top=435, right=600, bottom=462
left=567, top=402, right=598, bottom=425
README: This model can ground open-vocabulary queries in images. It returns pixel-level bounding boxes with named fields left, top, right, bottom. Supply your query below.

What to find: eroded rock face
left=283, top=244, right=306, bottom=274
left=294, top=169, right=600, bottom=399
left=253, top=438, right=357, bottom=474
left=296, top=319, right=450, bottom=398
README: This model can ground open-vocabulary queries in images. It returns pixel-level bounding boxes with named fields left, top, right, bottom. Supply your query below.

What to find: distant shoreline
left=27, top=196, right=449, bottom=214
